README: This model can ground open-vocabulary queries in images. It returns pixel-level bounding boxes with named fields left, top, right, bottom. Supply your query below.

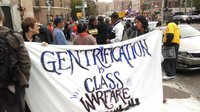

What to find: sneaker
left=162, top=75, right=175, bottom=80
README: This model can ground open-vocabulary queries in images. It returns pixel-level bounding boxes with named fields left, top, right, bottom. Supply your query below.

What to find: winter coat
left=36, top=25, right=53, bottom=44
left=0, top=26, right=31, bottom=88
left=96, top=22, right=109, bottom=44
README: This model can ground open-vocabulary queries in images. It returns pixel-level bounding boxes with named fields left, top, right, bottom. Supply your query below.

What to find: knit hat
left=54, top=17, right=62, bottom=26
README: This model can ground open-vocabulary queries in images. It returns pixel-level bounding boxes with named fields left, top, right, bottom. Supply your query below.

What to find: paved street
left=176, top=70, right=200, bottom=101
left=162, top=70, right=200, bottom=112
left=191, top=23, right=200, bottom=30
left=163, top=70, right=200, bottom=101
left=163, top=23, right=200, bottom=101
left=162, top=23, right=200, bottom=112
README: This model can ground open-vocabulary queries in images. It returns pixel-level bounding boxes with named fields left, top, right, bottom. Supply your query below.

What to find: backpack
left=0, top=30, right=19, bottom=89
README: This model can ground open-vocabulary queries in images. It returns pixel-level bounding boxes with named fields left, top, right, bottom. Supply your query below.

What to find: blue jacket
left=53, top=28, right=67, bottom=45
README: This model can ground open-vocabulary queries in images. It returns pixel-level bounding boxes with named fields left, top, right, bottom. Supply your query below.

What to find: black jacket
left=96, top=22, right=109, bottom=44
left=0, top=26, right=31, bottom=87
left=34, top=26, right=53, bottom=44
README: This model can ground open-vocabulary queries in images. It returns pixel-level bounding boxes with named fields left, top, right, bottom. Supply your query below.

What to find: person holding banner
left=162, top=19, right=180, bottom=80
left=130, top=15, right=151, bottom=38
left=21, top=17, right=48, bottom=46
left=73, top=23, right=96, bottom=45
left=21, top=17, right=41, bottom=42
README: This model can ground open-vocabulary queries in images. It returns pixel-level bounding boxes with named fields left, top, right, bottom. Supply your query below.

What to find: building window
left=60, top=0, right=63, bottom=7
left=35, top=0, right=39, bottom=6
left=46, top=0, right=54, bottom=7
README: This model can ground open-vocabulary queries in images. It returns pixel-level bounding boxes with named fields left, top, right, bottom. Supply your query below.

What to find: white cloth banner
left=25, top=30, right=163, bottom=112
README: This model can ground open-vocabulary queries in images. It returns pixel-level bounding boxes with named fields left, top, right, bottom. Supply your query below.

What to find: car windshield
left=179, top=25, right=200, bottom=38
left=149, top=22, right=158, bottom=30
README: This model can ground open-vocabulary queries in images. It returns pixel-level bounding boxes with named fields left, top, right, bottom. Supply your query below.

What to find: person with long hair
left=130, top=15, right=151, bottom=38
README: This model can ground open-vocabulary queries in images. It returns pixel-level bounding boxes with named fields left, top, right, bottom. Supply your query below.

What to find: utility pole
left=179, top=0, right=182, bottom=12
left=82, top=0, right=86, bottom=23
left=184, top=0, right=188, bottom=14
left=47, top=0, right=51, bottom=23
left=191, top=0, right=193, bottom=13
left=161, top=0, right=164, bottom=25
left=151, top=0, right=153, bottom=11
left=17, top=0, right=26, bottom=21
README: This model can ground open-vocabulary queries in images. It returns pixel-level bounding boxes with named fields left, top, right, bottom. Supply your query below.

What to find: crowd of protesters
left=24, top=12, right=156, bottom=46
left=0, top=6, right=181, bottom=111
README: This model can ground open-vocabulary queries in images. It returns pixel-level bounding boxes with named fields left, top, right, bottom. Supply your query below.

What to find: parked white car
left=173, top=15, right=191, bottom=23
left=148, top=21, right=158, bottom=30
left=157, top=24, right=200, bottom=70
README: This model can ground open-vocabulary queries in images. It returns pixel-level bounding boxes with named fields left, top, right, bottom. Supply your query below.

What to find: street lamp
left=46, top=0, right=51, bottom=23
left=161, top=0, right=164, bottom=25
left=184, top=0, right=188, bottom=14
left=17, top=0, right=25, bottom=21
left=191, top=0, right=193, bottom=13
left=82, top=0, right=86, bottom=23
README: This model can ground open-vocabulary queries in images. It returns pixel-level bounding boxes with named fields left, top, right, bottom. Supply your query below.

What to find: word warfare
left=80, top=71, right=140, bottom=112
left=40, top=39, right=151, bottom=75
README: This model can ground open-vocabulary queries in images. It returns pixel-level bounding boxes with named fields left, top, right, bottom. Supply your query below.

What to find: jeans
left=162, top=44, right=179, bottom=76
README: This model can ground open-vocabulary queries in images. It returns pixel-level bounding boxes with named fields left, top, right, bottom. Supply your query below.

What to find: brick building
left=0, top=0, right=34, bottom=32
left=113, top=0, right=122, bottom=11
left=97, top=2, right=114, bottom=15
left=0, top=0, right=71, bottom=31
left=111, top=0, right=181, bottom=13
left=32, top=0, right=71, bottom=25
left=97, top=2, right=108, bottom=15
left=132, top=0, right=141, bottom=11
left=113, top=0, right=132, bottom=11
left=140, top=0, right=180, bottom=11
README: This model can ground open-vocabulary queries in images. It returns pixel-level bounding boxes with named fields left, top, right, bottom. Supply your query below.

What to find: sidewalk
left=162, top=80, right=200, bottom=112
left=162, top=98, right=200, bottom=112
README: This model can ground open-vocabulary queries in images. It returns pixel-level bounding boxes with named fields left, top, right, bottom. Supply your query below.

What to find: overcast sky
left=98, top=0, right=113, bottom=2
